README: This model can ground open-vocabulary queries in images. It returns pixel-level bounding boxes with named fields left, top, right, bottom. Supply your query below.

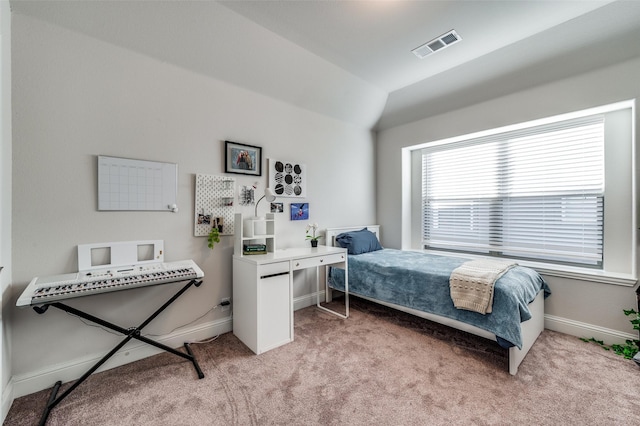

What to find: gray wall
left=377, top=56, right=640, bottom=341
left=9, top=13, right=376, bottom=396
left=1, top=0, right=13, bottom=417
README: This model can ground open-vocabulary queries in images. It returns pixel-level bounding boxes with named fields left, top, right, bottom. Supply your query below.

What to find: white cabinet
left=232, top=258, right=292, bottom=354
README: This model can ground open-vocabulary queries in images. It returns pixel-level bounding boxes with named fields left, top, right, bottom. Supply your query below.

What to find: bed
left=325, top=225, right=550, bottom=375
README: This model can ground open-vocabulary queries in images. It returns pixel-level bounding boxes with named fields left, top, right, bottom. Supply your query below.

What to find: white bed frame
left=325, top=225, right=545, bottom=375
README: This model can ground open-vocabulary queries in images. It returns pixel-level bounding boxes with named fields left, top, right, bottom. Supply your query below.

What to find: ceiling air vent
left=412, top=30, right=461, bottom=59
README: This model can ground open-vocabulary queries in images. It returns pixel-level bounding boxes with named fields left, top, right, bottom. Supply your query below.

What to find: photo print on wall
left=239, top=185, right=255, bottom=205
left=268, top=158, right=306, bottom=197
left=290, top=203, right=309, bottom=220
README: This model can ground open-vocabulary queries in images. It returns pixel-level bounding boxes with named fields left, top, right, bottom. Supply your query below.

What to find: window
left=422, top=115, right=604, bottom=267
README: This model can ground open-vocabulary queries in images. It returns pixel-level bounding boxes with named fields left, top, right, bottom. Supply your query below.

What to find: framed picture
left=290, top=203, right=309, bottom=220
left=225, top=141, right=262, bottom=176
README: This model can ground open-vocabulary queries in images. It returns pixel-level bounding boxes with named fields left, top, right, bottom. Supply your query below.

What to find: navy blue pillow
left=335, top=228, right=382, bottom=255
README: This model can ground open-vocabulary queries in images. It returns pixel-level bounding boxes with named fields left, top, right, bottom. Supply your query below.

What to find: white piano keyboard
left=17, top=259, right=204, bottom=307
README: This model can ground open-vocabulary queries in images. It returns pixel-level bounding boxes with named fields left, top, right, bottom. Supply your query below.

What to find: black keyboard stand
left=33, top=278, right=205, bottom=426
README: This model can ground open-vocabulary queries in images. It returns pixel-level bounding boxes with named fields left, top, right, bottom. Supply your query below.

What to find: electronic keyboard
left=17, top=259, right=204, bottom=307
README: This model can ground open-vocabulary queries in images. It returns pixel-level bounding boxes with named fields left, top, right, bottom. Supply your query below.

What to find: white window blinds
left=422, top=115, right=604, bottom=266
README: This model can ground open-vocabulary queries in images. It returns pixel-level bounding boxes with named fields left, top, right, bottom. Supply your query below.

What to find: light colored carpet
left=5, top=297, right=640, bottom=425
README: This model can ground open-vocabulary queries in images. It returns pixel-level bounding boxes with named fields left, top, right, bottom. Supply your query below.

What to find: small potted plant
left=305, top=223, right=321, bottom=247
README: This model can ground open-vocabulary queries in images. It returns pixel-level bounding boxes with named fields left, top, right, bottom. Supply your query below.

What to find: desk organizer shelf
left=234, top=213, right=276, bottom=255
left=194, top=174, right=236, bottom=237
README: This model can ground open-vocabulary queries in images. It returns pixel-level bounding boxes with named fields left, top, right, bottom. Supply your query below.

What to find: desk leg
left=316, top=264, right=349, bottom=319
left=345, top=261, right=349, bottom=317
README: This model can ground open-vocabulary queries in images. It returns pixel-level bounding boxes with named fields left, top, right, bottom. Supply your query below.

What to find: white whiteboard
left=98, top=155, right=178, bottom=211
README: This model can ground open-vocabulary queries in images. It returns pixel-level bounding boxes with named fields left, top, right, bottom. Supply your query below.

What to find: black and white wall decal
left=268, top=159, right=306, bottom=198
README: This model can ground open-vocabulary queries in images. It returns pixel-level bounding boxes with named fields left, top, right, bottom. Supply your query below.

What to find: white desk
left=232, top=245, right=348, bottom=354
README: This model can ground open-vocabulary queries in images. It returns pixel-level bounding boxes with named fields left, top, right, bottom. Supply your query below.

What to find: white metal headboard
left=325, top=225, right=381, bottom=247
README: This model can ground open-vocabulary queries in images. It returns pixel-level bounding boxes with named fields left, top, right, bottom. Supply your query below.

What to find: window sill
left=524, top=263, right=636, bottom=287
left=421, top=249, right=637, bottom=287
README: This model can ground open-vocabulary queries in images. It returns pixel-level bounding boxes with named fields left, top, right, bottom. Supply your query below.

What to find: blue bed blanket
left=328, top=249, right=550, bottom=349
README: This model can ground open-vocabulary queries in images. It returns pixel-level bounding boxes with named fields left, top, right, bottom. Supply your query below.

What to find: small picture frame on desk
left=225, top=141, right=262, bottom=176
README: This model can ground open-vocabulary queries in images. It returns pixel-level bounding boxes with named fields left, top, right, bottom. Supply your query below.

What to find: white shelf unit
left=234, top=213, right=276, bottom=255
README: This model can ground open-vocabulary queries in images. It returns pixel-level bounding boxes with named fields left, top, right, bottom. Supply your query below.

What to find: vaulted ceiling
left=11, top=0, right=640, bottom=130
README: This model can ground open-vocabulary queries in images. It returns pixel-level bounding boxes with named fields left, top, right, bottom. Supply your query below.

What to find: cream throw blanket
left=449, top=259, right=516, bottom=314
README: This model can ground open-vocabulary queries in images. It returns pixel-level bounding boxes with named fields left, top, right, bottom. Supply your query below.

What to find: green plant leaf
left=582, top=308, right=640, bottom=359
left=207, top=227, right=220, bottom=250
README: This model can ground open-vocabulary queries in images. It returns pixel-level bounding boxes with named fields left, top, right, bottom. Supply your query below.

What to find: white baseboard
left=1, top=378, right=14, bottom=424
left=544, top=314, right=637, bottom=345
left=293, top=290, right=325, bottom=311
left=11, top=316, right=232, bottom=400
left=294, top=290, right=349, bottom=314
